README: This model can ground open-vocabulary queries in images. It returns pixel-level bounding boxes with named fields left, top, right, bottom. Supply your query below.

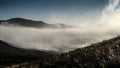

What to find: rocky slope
left=39, top=36, right=120, bottom=68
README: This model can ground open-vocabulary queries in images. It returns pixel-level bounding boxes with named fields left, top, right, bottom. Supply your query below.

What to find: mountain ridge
left=0, top=18, right=73, bottom=28
left=0, top=18, right=48, bottom=28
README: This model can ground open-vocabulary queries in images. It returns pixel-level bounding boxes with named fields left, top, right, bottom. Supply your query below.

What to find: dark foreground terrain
left=39, top=36, right=120, bottom=68
left=0, top=40, right=57, bottom=68
left=1, top=36, right=120, bottom=68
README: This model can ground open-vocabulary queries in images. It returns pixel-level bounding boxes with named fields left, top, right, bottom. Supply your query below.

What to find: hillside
left=0, top=40, right=57, bottom=66
left=39, top=36, right=120, bottom=68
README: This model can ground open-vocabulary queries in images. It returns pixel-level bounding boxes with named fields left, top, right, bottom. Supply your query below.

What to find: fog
left=0, top=0, right=120, bottom=52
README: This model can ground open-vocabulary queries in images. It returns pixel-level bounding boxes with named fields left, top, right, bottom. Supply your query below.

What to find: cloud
left=96, top=0, right=120, bottom=29
left=0, top=25, right=118, bottom=52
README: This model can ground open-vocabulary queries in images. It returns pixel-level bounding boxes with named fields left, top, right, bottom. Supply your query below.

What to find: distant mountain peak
left=7, top=17, right=33, bottom=21
left=0, top=18, right=75, bottom=28
left=0, top=17, right=48, bottom=28
left=7, top=18, right=44, bottom=23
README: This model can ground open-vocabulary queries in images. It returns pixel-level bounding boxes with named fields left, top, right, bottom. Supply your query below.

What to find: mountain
left=0, top=40, right=57, bottom=66
left=39, top=36, right=120, bottom=68
left=0, top=18, right=48, bottom=28
left=0, top=18, right=73, bottom=28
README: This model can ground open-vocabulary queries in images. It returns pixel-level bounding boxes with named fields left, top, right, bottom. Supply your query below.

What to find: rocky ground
left=39, top=36, right=120, bottom=68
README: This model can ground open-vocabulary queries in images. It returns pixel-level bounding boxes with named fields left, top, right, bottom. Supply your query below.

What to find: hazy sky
left=0, top=0, right=108, bottom=24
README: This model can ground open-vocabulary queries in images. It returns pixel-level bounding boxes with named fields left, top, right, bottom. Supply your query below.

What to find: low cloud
left=0, top=26, right=118, bottom=52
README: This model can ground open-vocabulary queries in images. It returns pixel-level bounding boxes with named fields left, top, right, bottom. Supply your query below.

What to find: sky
left=0, top=0, right=108, bottom=24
